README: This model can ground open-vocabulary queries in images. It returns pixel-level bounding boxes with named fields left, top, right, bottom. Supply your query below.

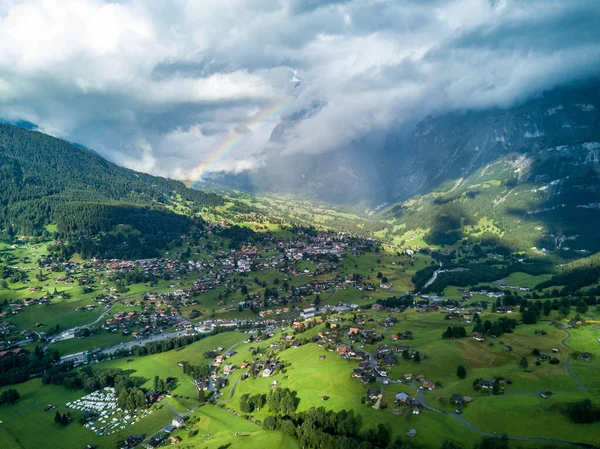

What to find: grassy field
left=98, top=331, right=247, bottom=397
left=565, top=325, right=600, bottom=367
left=2, top=232, right=598, bottom=449
left=499, top=272, right=553, bottom=288
left=461, top=391, right=600, bottom=446
left=170, top=404, right=299, bottom=449
left=0, top=379, right=178, bottom=449
left=51, top=330, right=134, bottom=354
left=0, top=331, right=248, bottom=449
left=4, top=297, right=102, bottom=331
left=217, top=340, right=487, bottom=447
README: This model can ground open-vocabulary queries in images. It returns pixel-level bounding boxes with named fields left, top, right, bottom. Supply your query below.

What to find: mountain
left=209, top=81, right=600, bottom=253
left=390, top=82, right=600, bottom=201
left=378, top=82, right=600, bottom=253
left=0, top=124, right=224, bottom=258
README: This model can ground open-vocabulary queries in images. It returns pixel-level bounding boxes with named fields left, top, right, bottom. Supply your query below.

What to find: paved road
left=164, top=402, right=184, bottom=417
left=59, top=330, right=189, bottom=364
left=221, top=376, right=242, bottom=403
left=343, top=332, right=384, bottom=395
left=561, top=329, right=586, bottom=391
left=45, top=301, right=119, bottom=350
left=321, top=288, right=340, bottom=306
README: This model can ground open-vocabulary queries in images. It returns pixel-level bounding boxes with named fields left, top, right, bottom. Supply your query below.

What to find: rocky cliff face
left=391, top=82, right=600, bottom=202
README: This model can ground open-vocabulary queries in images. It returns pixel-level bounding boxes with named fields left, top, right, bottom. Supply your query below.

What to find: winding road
left=44, top=301, right=119, bottom=350
left=411, top=387, right=595, bottom=447
left=561, top=329, right=586, bottom=391
left=351, top=324, right=598, bottom=448
left=401, top=326, right=599, bottom=447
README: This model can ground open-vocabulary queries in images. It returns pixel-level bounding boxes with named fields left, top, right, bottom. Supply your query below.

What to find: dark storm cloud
left=0, top=0, right=597, bottom=179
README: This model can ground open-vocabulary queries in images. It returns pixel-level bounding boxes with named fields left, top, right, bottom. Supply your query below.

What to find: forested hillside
left=0, top=124, right=224, bottom=258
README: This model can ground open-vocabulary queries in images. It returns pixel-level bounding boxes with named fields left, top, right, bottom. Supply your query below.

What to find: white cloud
left=0, top=0, right=598, bottom=180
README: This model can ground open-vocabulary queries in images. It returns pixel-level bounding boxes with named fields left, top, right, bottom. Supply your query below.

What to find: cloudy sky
left=0, top=0, right=598, bottom=181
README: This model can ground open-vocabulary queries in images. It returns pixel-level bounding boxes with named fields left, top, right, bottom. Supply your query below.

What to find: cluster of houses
left=0, top=347, right=26, bottom=359
left=393, top=392, right=421, bottom=415
left=2, top=228, right=381, bottom=346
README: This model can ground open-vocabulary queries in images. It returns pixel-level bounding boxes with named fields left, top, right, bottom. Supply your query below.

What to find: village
left=1, top=226, right=600, bottom=449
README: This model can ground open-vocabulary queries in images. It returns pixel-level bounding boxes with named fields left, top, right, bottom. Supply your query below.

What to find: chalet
left=472, top=332, right=485, bottom=342
left=348, top=327, right=359, bottom=336
left=337, top=343, right=350, bottom=356
left=172, top=417, right=186, bottom=428
left=382, top=354, right=397, bottom=365
left=403, top=373, right=413, bottom=381
left=450, top=394, right=464, bottom=405
left=412, top=406, right=420, bottom=415
left=145, top=390, right=159, bottom=403
left=366, top=389, right=379, bottom=401
left=422, top=380, right=436, bottom=390
left=479, top=380, right=495, bottom=390
left=395, top=392, right=410, bottom=404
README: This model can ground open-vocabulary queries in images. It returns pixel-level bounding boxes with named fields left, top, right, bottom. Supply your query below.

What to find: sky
left=0, top=0, right=598, bottom=182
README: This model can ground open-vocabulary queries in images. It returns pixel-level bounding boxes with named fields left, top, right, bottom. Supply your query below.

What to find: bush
left=0, top=388, right=20, bottom=405
left=566, top=399, right=600, bottom=423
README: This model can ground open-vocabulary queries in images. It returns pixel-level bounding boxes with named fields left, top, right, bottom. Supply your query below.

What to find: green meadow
left=0, top=378, right=178, bottom=449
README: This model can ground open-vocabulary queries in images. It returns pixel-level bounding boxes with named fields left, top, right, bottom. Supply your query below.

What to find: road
left=400, top=326, right=599, bottom=447
left=412, top=387, right=595, bottom=447
left=59, top=329, right=189, bottom=364
left=140, top=339, right=248, bottom=445
left=44, top=301, right=119, bottom=350
left=343, top=322, right=596, bottom=447
left=561, top=329, right=586, bottom=391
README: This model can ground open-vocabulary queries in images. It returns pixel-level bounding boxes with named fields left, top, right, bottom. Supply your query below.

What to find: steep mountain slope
left=380, top=82, right=600, bottom=253
left=0, top=124, right=224, bottom=258
left=391, top=83, right=600, bottom=201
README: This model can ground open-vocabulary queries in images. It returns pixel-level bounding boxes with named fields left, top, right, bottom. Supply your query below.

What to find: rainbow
left=184, top=100, right=288, bottom=189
